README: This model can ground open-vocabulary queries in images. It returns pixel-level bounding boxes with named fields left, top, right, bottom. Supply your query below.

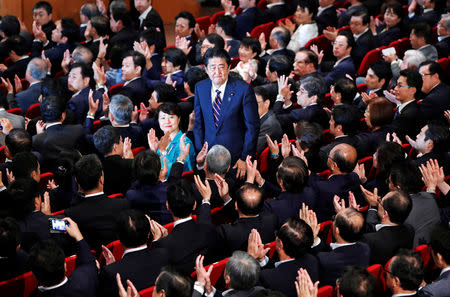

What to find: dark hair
left=332, top=146, right=357, bottom=173
left=40, top=95, right=65, bottom=123
left=204, top=47, right=231, bottom=67
left=155, top=267, right=193, bottom=297
left=389, top=161, right=423, bottom=194
left=167, top=179, right=195, bottom=218
left=277, top=217, right=313, bottom=258
left=123, top=51, right=146, bottom=75
left=109, top=44, right=126, bottom=69
left=298, top=48, right=318, bottom=69
left=301, top=76, right=325, bottom=103
left=29, top=240, right=66, bottom=287
left=270, top=27, right=290, bottom=48
left=337, top=31, right=355, bottom=50
left=216, top=15, right=237, bottom=37
left=153, top=82, right=178, bottom=103
left=6, top=35, right=29, bottom=56
left=33, top=1, right=52, bottom=14
left=139, top=28, right=165, bottom=54
left=204, top=33, right=225, bottom=49
left=268, top=54, right=292, bottom=77
left=157, top=102, right=181, bottom=119
left=383, top=3, right=404, bottom=20
left=93, top=126, right=121, bottom=155
left=412, top=22, right=433, bottom=45
left=175, top=11, right=196, bottom=28
left=390, top=249, right=424, bottom=290
left=339, top=267, right=376, bottom=297
left=74, top=154, right=103, bottom=192
left=236, top=183, right=263, bottom=216
left=331, top=105, right=360, bottom=135
left=368, top=60, right=392, bottom=90
left=116, top=209, right=151, bottom=248
left=333, top=78, right=357, bottom=105
left=298, top=0, right=318, bottom=17
left=90, top=15, right=110, bottom=37
left=185, top=67, right=208, bottom=91
left=8, top=178, right=40, bottom=219
left=419, top=61, right=444, bottom=81
left=70, top=62, right=95, bottom=89
left=0, top=217, right=21, bottom=258
left=399, top=69, right=422, bottom=96
left=335, top=208, right=364, bottom=242
left=430, top=225, right=450, bottom=264
left=240, top=37, right=262, bottom=56
left=374, top=142, right=404, bottom=174
left=12, top=152, right=39, bottom=180
left=295, top=121, right=323, bottom=151
left=53, top=150, right=80, bottom=188
left=60, top=18, right=80, bottom=44
left=381, top=190, right=412, bottom=224
left=277, top=157, right=308, bottom=193
left=163, top=47, right=187, bottom=71
left=111, top=7, right=133, bottom=27
left=133, top=150, right=161, bottom=185
left=81, top=2, right=101, bottom=20
left=352, top=10, right=370, bottom=25
left=0, top=15, right=20, bottom=37
left=5, top=129, right=32, bottom=157
left=367, top=97, right=394, bottom=127
left=424, top=123, right=449, bottom=153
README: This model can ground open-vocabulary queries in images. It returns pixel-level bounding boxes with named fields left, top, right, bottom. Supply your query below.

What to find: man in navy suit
left=28, top=217, right=98, bottom=297
left=435, top=15, right=450, bottom=59
left=316, top=0, right=338, bottom=33
left=386, top=250, right=425, bottom=297
left=118, top=51, right=151, bottom=106
left=222, top=0, right=262, bottom=40
left=421, top=225, right=450, bottom=297
left=194, top=48, right=260, bottom=178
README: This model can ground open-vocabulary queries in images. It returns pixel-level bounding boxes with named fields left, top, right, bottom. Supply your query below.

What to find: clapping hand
left=196, top=142, right=208, bottom=167
left=295, top=268, right=319, bottom=297
left=195, top=255, right=214, bottom=294
left=247, top=229, right=270, bottom=262
left=194, top=175, right=211, bottom=201
left=116, top=273, right=140, bottom=297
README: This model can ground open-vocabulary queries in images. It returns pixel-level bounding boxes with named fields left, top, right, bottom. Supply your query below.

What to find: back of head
left=60, top=18, right=80, bottom=44
left=206, top=145, right=231, bottom=175
left=81, top=2, right=101, bottom=20
left=390, top=249, right=424, bottom=291
left=116, top=209, right=151, bottom=248
left=153, top=82, right=178, bottom=103
left=225, top=250, right=260, bottom=290
left=277, top=217, right=314, bottom=258
left=240, top=37, right=262, bottom=56
left=0, top=15, right=20, bottom=37
left=6, top=35, right=29, bottom=56
left=204, top=33, right=225, bottom=49
left=71, top=46, right=93, bottom=64
left=90, top=15, right=110, bottom=37
left=133, top=150, right=161, bottom=186
left=93, top=126, right=121, bottom=155
left=216, top=15, right=236, bottom=37
left=425, top=123, right=450, bottom=153
left=339, top=266, right=376, bottom=297
left=7, top=178, right=40, bottom=220
left=335, top=208, right=364, bottom=242
left=413, top=22, right=433, bottom=45
left=295, top=121, right=323, bottom=152
left=389, top=161, right=423, bottom=194
left=369, top=60, right=392, bottom=89
left=185, top=67, right=208, bottom=92
left=204, top=47, right=231, bottom=67
left=167, top=179, right=195, bottom=218
left=110, top=94, right=133, bottom=124
left=155, top=267, right=193, bottom=297
left=5, top=129, right=32, bottom=157
left=40, top=95, right=65, bottom=123
left=164, top=47, right=187, bottom=71
left=331, top=105, right=360, bottom=135
left=139, top=28, right=165, bottom=54
left=29, top=240, right=65, bottom=287
left=271, top=27, right=290, bottom=48
left=236, top=183, right=263, bottom=216
left=330, top=144, right=357, bottom=173
left=0, top=217, right=21, bottom=258
left=334, top=78, right=357, bottom=105
left=403, top=50, right=426, bottom=70
left=277, top=156, right=309, bottom=193
left=74, top=154, right=103, bottom=192
left=430, top=225, right=450, bottom=265
left=268, top=54, right=292, bottom=77
left=374, top=141, right=404, bottom=174
left=12, top=151, right=38, bottom=180
left=367, top=97, right=394, bottom=128
left=27, top=58, right=48, bottom=80
left=382, top=190, right=412, bottom=225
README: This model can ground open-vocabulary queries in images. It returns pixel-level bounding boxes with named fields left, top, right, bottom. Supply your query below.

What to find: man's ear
left=166, top=201, right=170, bottom=211
left=61, top=36, right=68, bottom=44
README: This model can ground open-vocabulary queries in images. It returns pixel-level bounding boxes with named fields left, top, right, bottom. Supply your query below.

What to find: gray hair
left=80, top=2, right=101, bottom=19
left=403, top=50, right=427, bottom=69
left=110, top=0, right=127, bottom=11
left=205, top=145, right=231, bottom=175
left=109, top=94, right=133, bottom=124
left=26, top=58, right=47, bottom=80
left=442, top=14, right=450, bottom=30
left=72, top=46, right=93, bottom=64
left=225, top=251, right=260, bottom=290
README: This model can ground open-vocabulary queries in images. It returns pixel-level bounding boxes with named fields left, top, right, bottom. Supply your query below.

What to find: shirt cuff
left=312, top=237, right=321, bottom=248
left=86, top=115, right=95, bottom=120
left=0, top=186, right=6, bottom=192
left=259, top=255, right=269, bottom=267
left=223, top=197, right=232, bottom=206
left=283, top=103, right=292, bottom=109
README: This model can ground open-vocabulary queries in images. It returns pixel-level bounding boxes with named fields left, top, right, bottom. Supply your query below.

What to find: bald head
left=329, top=144, right=357, bottom=173
left=335, top=208, right=364, bottom=242
left=236, top=184, right=263, bottom=216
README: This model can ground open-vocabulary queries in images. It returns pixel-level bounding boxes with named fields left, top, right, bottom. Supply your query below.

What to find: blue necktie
left=213, top=89, right=222, bottom=127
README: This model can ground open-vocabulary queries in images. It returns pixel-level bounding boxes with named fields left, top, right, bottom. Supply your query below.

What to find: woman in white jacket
left=285, top=0, right=319, bottom=52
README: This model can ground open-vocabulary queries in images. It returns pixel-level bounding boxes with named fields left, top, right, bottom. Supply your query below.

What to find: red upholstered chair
left=388, top=38, right=411, bottom=59
left=132, top=146, right=146, bottom=157
left=357, top=46, right=386, bottom=76
left=39, top=172, right=54, bottom=191
left=0, top=271, right=38, bottom=297
left=367, top=264, right=386, bottom=293
left=317, top=285, right=333, bottom=297
left=414, top=245, right=432, bottom=268
left=230, top=57, right=240, bottom=69
left=6, top=108, right=22, bottom=116
left=250, top=22, right=275, bottom=43
left=318, top=220, right=334, bottom=244
left=98, top=240, right=125, bottom=264
left=191, top=257, right=230, bottom=286
left=109, top=83, right=125, bottom=96
left=264, top=241, right=277, bottom=259
left=358, top=156, right=375, bottom=180
left=257, top=0, right=268, bottom=10
left=52, top=210, right=65, bottom=216
left=211, top=11, right=226, bottom=24
left=140, top=286, right=155, bottom=297
left=25, top=103, right=41, bottom=119
left=305, top=35, right=332, bottom=54
left=65, top=255, right=77, bottom=276
left=0, top=145, right=5, bottom=163
left=196, top=16, right=211, bottom=34
left=108, top=193, right=124, bottom=199
left=317, top=169, right=331, bottom=179
left=181, top=170, right=195, bottom=183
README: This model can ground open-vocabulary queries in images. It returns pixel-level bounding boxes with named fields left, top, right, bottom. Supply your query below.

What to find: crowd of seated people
left=0, top=0, right=449, bottom=296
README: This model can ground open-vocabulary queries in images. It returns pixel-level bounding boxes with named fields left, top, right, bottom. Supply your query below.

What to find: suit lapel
left=216, top=79, right=235, bottom=131
left=201, top=80, right=216, bottom=129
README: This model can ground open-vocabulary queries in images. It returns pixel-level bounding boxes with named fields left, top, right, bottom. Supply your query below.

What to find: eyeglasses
left=420, top=73, right=433, bottom=77
left=397, top=84, right=411, bottom=88
left=332, top=41, right=347, bottom=47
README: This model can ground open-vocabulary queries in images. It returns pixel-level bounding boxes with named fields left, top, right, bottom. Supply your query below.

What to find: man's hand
left=102, top=245, right=116, bottom=265
left=265, top=134, right=279, bottom=155
left=97, top=38, right=108, bottom=60
left=0, top=118, right=14, bottom=135
left=47, top=179, right=58, bottom=190
left=149, top=218, right=168, bottom=241
left=139, top=102, right=149, bottom=122
left=179, top=134, right=191, bottom=161
left=102, top=91, right=110, bottom=116
left=116, top=273, right=140, bottom=297
left=258, top=32, right=267, bottom=51
left=188, top=111, right=195, bottom=132
left=147, top=129, right=159, bottom=152
left=93, top=62, right=106, bottom=85
left=281, top=134, right=291, bottom=158
left=419, top=159, right=444, bottom=192
left=299, top=203, right=319, bottom=243
left=333, top=195, right=346, bottom=213
left=175, top=36, right=192, bottom=56
left=131, top=106, right=139, bottom=123
left=36, top=120, right=46, bottom=134
left=277, top=75, right=292, bottom=99
left=42, top=51, right=52, bottom=71
left=122, top=137, right=134, bottom=159
left=247, top=229, right=270, bottom=262
left=194, top=175, right=211, bottom=201
left=310, top=45, right=324, bottom=65
left=0, top=77, right=14, bottom=94
left=245, top=155, right=258, bottom=184
left=353, top=163, right=367, bottom=183
left=40, top=192, right=52, bottom=215
left=385, top=132, right=402, bottom=145
left=159, top=157, right=167, bottom=181
left=88, top=89, right=99, bottom=115
left=405, top=135, right=419, bottom=151
left=6, top=168, right=14, bottom=184
left=281, top=18, right=296, bottom=35
left=214, top=174, right=231, bottom=203
left=323, top=27, right=337, bottom=41
left=61, top=49, right=71, bottom=73
left=14, top=75, right=23, bottom=93
left=444, top=110, right=450, bottom=123
left=196, top=142, right=208, bottom=167
left=62, top=217, right=84, bottom=242
left=348, top=191, right=360, bottom=210
left=295, top=268, right=319, bottom=297
left=360, top=185, right=379, bottom=207
left=292, top=141, right=308, bottom=167
left=383, top=89, right=400, bottom=105
left=233, top=158, right=247, bottom=179
left=195, top=255, right=214, bottom=294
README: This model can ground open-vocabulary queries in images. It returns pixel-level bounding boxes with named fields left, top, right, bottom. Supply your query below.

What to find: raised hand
left=233, top=158, right=247, bottom=179
left=149, top=219, right=168, bottom=241
left=122, top=137, right=134, bottom=159
left=116, top=273, right=140, bottom=297
left=40, top=191, right=51, bottom=215
left=62, top=217, right=83, bottom=242
left=281, top=134, right=291, bottom=158
left=194, top=175, right=211, bottom=200
left=196, top=142, right=209, bottom=167
left=258, top=33, right=267, bottom=51
left=247, top=229, right=270, bottom=262
left=277, top=75, right=292, bottom=99
left=36, top=120, right=46, bottom=134
left=265, top=134, right=280, bottom=155
left=214, top=174, right=230, bottom=202
left=175, top=36, right=192, bottom=56
left=159, top=157, right=167, bottom=181
left=14, top=75, right=23, bottom=93
left=310, top=45, right=324, bottom=65
left=353, top=163, right=367, bottom=183
left=195, top=255, right=214, bottom=294
left=295, top=268, right=319, bottom=297
left=333, top=194, right=346, bottom=213
left=88, top=89, right=99, bottom=116
left=245, top=155, right=258, bottom=184
left=97, top=38, right=108, bottom=60
left=360, top=185, right=379, bottom=207
left=299, top=203, right=320, bottom=242
left=348, top=191, right=360, bottom=210
left=93, top=62, right=106, bottom=85
left=61, top=49, right=71, bottom=73
left=102, top=245, right=116, bottom=265
left=1, top=77, right=14, bottom=94
left=179, top=134, right=191, bottom=161
left=147, top=129, right=159, bottom=152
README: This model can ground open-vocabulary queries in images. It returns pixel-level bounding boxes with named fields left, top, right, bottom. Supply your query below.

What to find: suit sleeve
left=193, top=84, right=205, bottom=153
left=241, top=84, right=260, bottom=160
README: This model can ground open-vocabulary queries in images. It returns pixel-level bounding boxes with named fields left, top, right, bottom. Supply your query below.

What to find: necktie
left=394, top=108, right=399, bottom=119
left=213, top=89, right=222, bottom=127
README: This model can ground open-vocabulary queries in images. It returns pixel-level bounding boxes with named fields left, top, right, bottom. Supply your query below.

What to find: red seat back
left=367, top=264, right=386, bottom=292
left=388, top=38, right=411, bottom=59
left=98, top=240, right=125, bottom=264
left=211, top=11, right=226, bottom=24
left=250, top=22, right=275, bottom=43
left=230, top=57, right=240, bottom=69
left=25, top=103, right=41, bottom=119
left=0, top=271, right=38, bottom=297
left=191, top=257, right=229, bottom=286
left=0, top=145, right=5, bottom=163
left=139, top=285, right=155, bottom=297
left=39, top=172, right=54, bottom=191
left=318, top=285, right=333, bottom=297
left=108, top=193, right=124, bottom=199
left=196, top=16, right=211, bottom=35
left=6, top=108, right=22, bottom=116
left=181, top=170, right=195, bottom=183
left=305, top=35, right=332, bottom=54
left=318, top=220, right=333, bottom=244
left=357, top=46, right=386, bottom=76
left=257, top=0, right=268, bottom=10
left=109, top=83, right=125, bottom=96
left=132, top=146, right=146, bottom=157
left=264, top=241, right=277, bottom=259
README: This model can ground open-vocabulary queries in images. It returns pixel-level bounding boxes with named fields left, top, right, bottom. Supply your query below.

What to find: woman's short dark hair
left=367, top=97, right=394, bottom=127
left=163, top=47, right=187, bottom=71
left=157, top=102, right=181, bottom=118
left=240, top=37, right=262, bottom=56
left=133, top=150, right=161, bottom=185
left=298, top=0, right=318, bottom=18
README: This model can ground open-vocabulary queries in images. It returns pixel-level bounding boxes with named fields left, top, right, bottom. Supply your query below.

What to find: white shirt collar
left=17, top=55, right=30, bottom=61
left=397, top=99, right=415, bottom=113
left=423, top=8, right=433, bottom=13
left=112, top=123, right=130, bottom=128
left=139, top=6, right=153, bottom=24
left=392, top=293, right=417, bottom=297
left=80, top=23, right=87, bottom=28
left=29, top=81, right=41, bottom=87
left=318, top=4, right=334, bottom=15
left=274, top=258, right=295, bottom=268
left=122, top=245, right=147, bottom=257
left=329, top=242, right=356, bottom=250
left=84, top=191, right=104, bottom=198
left=440, top=267, right=450, bottom=275
left=210, top=80, right=228, bottom=104
left=124, top=76, right=141, bottom=86
left=375, top=223, right=395, bottom=231
left=334, top=55, right=351, bottom=67
left=267, top=2, right=284, bottom=9
left=353, top=28, right=369, bottom=40
left=438, top=35, right=450, bottom=42
left=173, top=216, right=193, bottom=227
left=38, top=277, right=68, bottom=292
left=0, top=108, right=4, bottom=112
left=45, top=122, right=62, bottom=129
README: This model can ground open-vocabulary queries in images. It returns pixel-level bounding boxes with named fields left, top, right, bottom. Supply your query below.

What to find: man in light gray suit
left=0, top=105, right=25, bottom=145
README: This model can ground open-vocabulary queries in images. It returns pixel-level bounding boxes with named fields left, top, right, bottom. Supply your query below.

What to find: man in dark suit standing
left=134, top=0, right=165, bottom=46
left=361, top=190, right=414, bottom=265
left=1, top=35, right=31, bottom=82
left=222, top=0, right=262, bottom=40
left=118, top=51, right=150, bottom=106
left=316, top=0, right=338, bottom=33
left=64, top=154, right=130, bottom=252
left=109, top=7, right=139, bottom=53
left=194, top=48, right=260, bottom=179
left=421, top=225, right=450, bottom=297
left=28, top=217, right=98, bottom=297
left=435, top=15, right=450, bottom=59
left=98, top=209, right=169, bottom=297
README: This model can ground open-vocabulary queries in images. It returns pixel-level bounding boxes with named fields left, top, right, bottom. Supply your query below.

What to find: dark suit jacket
left=139, top=9, right=166, bottom=47
left=315, top=242, right=371, bottom=286
left=415, top=9, right=440, bottom=27
left=68, top=87, right=103, bottom=124
left=356, top=125, right=393, bottom=157
left=142, top=54, right=163, bottom=82
left=151, top=214, right=219, bottom=274
left=0, top=249, right=29, bottom=282
left=261, top=3, right=290, bottom=24
left=162, top=71, right=187, bottom=99
left=421, top=269, right=450, bottom=297
left=257, top=110, right=282, bottom=154
left=227, top=39, right=241, bottom=58
left=260, top=255, right=319, bottom=297
left=322, top=56, right=356, bottom=87
left=102, top=155, right=134, bottom=195
left=31, top=42, right=71, bottom=74
left=318, top=135, right=360, bottom=171
left=353, top=30, right=378, bottom=67
left=39, top=239, right=98, bottom=297
left=118, top=77, right=150, bottom=106
left=274, top=103, right=329, bottom=130
left=376, top=24, right=403, bottom=47
left=116, top=124, right=146, bottom=148
left=236, top=7, right=263, bottom=40
left=316, top=6, right=338, bottom=33
left=420, top=83, right=450, bottom=124
left=7, top=81, right=42, bottom=113
left=1, top=57, right=30, bottom=81
left=194, top=76, right=260, bottom=163
left=98, top=247, right=169, bottom=297
left=109, top=27, right=138, bottom=52
left=435, top=37, right=450, bottom=59
left=258, top=48, right=295, bottom=77
left=392, top=100, right=424, bottom=140
left=64, top=194, right=130, bottom=252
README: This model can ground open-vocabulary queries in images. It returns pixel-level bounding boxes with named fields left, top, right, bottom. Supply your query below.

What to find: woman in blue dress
left=148, top=102, right=195, bottom=178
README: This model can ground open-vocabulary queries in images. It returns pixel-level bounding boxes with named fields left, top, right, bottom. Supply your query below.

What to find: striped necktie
left=213, top=89, right=222, bottom=127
